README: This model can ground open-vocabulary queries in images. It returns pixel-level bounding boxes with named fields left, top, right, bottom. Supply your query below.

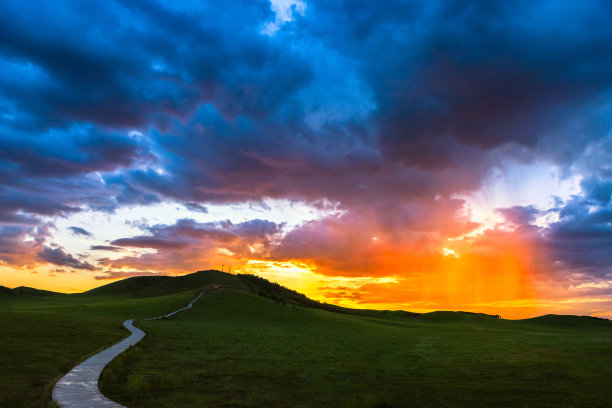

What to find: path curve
left=52, top=286, right=225, bottom=408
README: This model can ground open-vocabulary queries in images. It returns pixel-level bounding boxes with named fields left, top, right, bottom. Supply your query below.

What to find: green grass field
left=2, top=270, right=611, bottom=407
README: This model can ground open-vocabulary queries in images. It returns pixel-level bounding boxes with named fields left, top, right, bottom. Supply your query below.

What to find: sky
left=1, top=0, right=612, bottom=319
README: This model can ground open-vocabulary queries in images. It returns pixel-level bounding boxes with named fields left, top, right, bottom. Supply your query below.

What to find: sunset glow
left=2, top=0, right=612, bottom=319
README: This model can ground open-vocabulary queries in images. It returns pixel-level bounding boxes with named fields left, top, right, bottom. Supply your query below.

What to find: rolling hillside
left=2, top=269, right=611, bottom=407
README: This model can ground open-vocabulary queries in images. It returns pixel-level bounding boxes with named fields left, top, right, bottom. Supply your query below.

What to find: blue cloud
left=69, top=226, right=92, bottom=238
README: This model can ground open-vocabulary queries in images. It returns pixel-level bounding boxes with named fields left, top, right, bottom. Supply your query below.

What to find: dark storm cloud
left=580, top=177, right=612, bottom=205
left=111, top=218, right=283, bottom=250
left=232, top=219, right=285, bottom=238
left=492, top=179, right=612, bottom=281
left=38, top=246, right=97, bottom=271
left=103, top=218, right=283, bottom=273
left=0, top=1, right=612, bottom=196
left=300, top=0, right=612, bottom=167
left=1, top=0, right=612, bottom=288
left=497, top=206, right=541, bottom=226
left=0, top=189, right=79, bottom=218
left=0, top=126, right=151, bottom=222
left=545, top=194, right=612, bottom=273
left=183, top=203, right=208, bottom=214
left=0, top=174, right=126, bottom=227
left=69, top=226, right=92, bottom=238
left=0, top=211, right=39, bottom=225
left=2, top=0, right=610, bottom=210
left=0, top=0, right=309, bottom=130
left=112, top=236, right=192, bottom=250
left=104, top=0, right=612, bottom=211
left=0, top=224, right=47, bottom=266
left=0, top=127, right=145, bottom=178
left=0, top=0, right=312, bottom=224
left=90, top=245, right=123, bottom=252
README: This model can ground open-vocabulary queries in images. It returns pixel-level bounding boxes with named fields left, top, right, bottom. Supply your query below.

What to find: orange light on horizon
left=239, top=224, right=542, bottom=318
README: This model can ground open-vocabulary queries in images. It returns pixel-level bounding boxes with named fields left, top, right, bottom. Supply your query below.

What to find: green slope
left=520, top=314, right=612, bottom=329
left=418, top=310, right=501, bottom=323
left=11, top=286, right=62, bottom=296
left=135, top=269, right=247, bottom=297
left=84, top=270, right=247, bottom=298
left=100, top=288, right=612, bottom=408
left=0, top=289, right=198, bottom=408
left=84, top=275, right=171, bottom=296
left=2, top=269, right=611, bottom=407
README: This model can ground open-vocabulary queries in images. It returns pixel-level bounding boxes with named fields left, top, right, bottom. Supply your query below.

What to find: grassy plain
left=2, top=270, right=611, bottom=408
left=0, top=270, right=236, bottom=407
left=102, top=287, right=612, bottom=408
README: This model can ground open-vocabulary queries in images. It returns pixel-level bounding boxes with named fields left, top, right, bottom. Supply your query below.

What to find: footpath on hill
left=52, top=286, right=226, bottom=408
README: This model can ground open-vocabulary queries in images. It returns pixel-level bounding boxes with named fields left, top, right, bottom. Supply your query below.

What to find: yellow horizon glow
left=4, top=247, right=612, bottom=320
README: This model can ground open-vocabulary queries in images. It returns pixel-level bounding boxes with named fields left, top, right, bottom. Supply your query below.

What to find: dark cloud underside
left=0, top=0, right=611, bottom=296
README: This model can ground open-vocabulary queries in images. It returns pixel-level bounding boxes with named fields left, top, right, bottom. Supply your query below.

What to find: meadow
left=1, top=270, right=611, bottom=407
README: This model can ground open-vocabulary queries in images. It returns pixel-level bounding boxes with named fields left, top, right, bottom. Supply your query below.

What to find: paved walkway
left=51, top=320, right=143, bottom=408
left=52, top=286, right=225, bottom=408
left=145, top=288, right=209, bottom=320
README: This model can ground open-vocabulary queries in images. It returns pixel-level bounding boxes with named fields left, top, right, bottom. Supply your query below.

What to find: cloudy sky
left=1, top=0, right=611, bottom=318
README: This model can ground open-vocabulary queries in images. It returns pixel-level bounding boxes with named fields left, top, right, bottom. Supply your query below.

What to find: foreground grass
left=101, top=289, right=612, bottom=408
left=0, top=290, right=198, bottom=408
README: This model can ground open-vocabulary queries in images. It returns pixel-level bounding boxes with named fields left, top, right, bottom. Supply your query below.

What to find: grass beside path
left=101, top=289, right=612, bottom=408
left=0, top=290, right=197, bottom=408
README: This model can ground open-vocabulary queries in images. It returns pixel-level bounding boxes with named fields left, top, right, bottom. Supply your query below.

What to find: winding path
left=52, top=286, right=225, bottom=408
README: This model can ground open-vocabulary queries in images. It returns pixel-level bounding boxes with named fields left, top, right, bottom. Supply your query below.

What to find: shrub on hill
left=237, top=273, right=327, bottom=309
left=582, top=315, right=611, bottom=322
left=236, top=273, right=421, bottom=319
left=459, top=311, right=502, bottom=319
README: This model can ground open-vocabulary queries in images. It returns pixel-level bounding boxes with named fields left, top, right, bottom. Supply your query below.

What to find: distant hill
left=6, top=270, right=609, bottom=329
left=10, top=286, right=61, bottom=296
left=136, top=269, right=247, bottom=297
left=520, top=314, right=611, bottom=329
left=418, top=310, right=502, bottom=323
left=85, top=270, right=247, bottom=297
left=84, top=275, right=171, bottom=296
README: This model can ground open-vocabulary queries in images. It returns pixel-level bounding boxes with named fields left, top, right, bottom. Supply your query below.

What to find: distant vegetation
left=237, top=273, right=337, bottom=309
left=458, top=310, right=502, bottom=319
left=237, top=273, right=420, bottom=319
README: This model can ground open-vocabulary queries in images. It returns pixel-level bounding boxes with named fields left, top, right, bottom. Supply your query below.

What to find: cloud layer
left=1, top=0, right=611, bottom=316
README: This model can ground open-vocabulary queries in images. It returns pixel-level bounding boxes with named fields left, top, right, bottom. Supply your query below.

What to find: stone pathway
left=52, top=286, right=225, bottom=408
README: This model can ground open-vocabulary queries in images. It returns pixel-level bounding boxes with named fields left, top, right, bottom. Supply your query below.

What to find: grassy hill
left=1, top=269, right=611, bottom=407
left=85, top=270, right=247, bottom=297
left=521, top=313, right=612, bottom=329
left=0, top=284, right=199, bottom=407
left=84, top=275, right=171, bottom=296
left=136, top=269, right=247, bottom=297
left=7, top=286, right=62, bottom=296
left=100, top=286, right=612, bottom=408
